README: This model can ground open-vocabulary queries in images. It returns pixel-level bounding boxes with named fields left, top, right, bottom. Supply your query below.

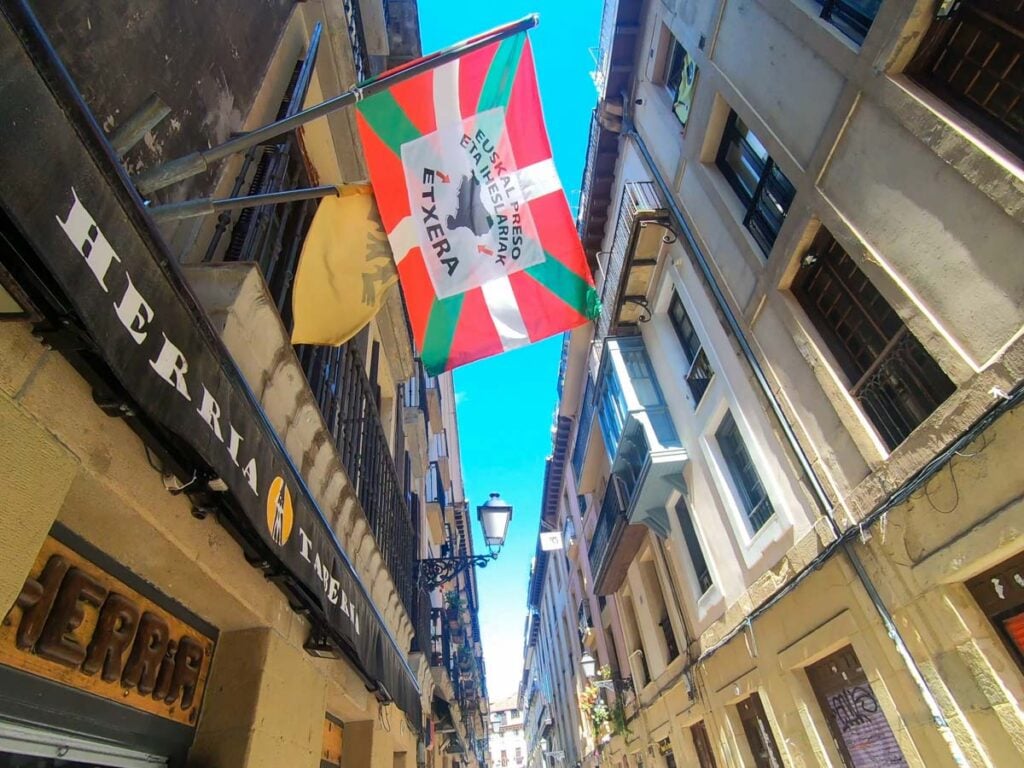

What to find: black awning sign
left=57, top=184, right=372, bottom=641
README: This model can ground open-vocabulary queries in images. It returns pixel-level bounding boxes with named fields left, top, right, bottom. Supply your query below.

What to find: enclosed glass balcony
left=588, top=337, right=687, bottom=594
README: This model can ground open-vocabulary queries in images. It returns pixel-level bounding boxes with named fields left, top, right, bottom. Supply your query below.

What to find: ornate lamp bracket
left=621, top=296, right=652, bottom=323
left=417, top=552, right=498, bottom=589
left=639, top=219, right=677, bottom=245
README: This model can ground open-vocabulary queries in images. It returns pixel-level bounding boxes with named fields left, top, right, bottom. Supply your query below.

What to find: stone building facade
left=488, top=697, right=528, bottom=768
left=0, top=1, right=489, bottom=767
left=523, top=0, right=1024, bottom=767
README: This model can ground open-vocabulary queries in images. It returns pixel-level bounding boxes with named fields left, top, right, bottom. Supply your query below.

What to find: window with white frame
left=668, top=292, right=714, bottom=405
left=715, top=412, right=775, bottom=532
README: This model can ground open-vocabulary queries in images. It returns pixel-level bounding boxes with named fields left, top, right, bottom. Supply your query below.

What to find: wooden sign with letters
left=1, top=536, right=215, bottom=726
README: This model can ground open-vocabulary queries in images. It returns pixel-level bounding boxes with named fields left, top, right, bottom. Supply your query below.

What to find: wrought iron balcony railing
left=596, top=181, right=664, bottom=343
left=203, top=38, right=417, bottom=623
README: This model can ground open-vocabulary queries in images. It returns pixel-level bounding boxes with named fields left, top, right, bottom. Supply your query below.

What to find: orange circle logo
left=266, top=476, right=294, bottom=546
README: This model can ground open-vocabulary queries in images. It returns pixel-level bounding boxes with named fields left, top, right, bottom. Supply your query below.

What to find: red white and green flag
left=355, top=22, right=598, bottom=375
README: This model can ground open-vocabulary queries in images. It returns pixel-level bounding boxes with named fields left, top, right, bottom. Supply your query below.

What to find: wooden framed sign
left=1, top=536, right=215, bottom=726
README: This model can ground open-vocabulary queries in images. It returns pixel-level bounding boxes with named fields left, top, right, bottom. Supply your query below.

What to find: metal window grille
left=813, top=0, right=881, bottom=45
left=737, top=694, right=784, bottom=768
left=792, top=229, right=954, bottom=450
left=674, top=497, right=712, bottom=594
left=668, top=292, right=714, bottom=404
left=910, top=1, right=1024, bottom=160
left=716, top=412, right=774, bottom=532
left=716, top=111, right=795, bottom=255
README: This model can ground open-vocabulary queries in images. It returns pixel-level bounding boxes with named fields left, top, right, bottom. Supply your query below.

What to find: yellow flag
left=290, top=184, right=397, bottom=346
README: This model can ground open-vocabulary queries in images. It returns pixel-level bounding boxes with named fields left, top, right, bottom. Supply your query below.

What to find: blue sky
left=419, top=0, right=604, bottom=701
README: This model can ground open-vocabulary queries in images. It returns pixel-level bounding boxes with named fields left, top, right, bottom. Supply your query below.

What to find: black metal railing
left=199, top=30, right=422, bottom=625
left=814, top=0, right=880, bottom=44
left=685, top=348, right=714, bottom=404
left=296, top=344, right=418, bottom=615
left=852, top=328, right=955, bottom=450
left=596, top=181, right=663, bottom=343
left=411, top=587, right=432, bottom=654
left=404, top=360, right=429, bottom=416
left=343, top=0, right=372, bottom=81
left=426, top=461, right=447, bottom=511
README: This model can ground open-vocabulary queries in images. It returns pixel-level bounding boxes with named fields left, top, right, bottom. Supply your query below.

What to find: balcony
left=588, top=337, right=687, bottom=595
left=425, top=462, right=447, bottom=542
left=184, top=37, right=418, bottom=629
left=403, top=361, right=429, bottom=474
left=577, top=0, right=645, bottom=268
left=595, top=181, right=670, bottom=344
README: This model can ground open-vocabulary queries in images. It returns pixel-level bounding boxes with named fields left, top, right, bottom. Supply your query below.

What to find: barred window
left=716, top=111, right=795, bottom=255
left=792, top=228, right=954, bottom=450
left=716, top=412, right=774, bottom=532
left=910, top=1, right=1024, bottom=160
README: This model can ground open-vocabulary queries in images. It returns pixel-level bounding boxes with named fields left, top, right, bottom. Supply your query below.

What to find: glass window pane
left=716, top=412, right=774, bottom=531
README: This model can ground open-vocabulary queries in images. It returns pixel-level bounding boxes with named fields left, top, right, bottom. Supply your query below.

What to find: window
left=967, top=550, right=1024, bottom=672
left=812, top=0, right=881, bottom=45
left=716, top=111, right=795, bottom=255
left=501, top=750, right=508, bottom=767
left=690, top=721, right=718, bottom=768
left=792, top=228, right=954, bottom=450
left=736, top=694, right=783, bottom=768
left=664, top=36, right=698, bottom=126
left=806, top=646, right=909, bottom=767
left=668, top=292, right=714, bottom=404
left=716, top=412, right=774, bottom=532
left=674, top=497, right=712, bottom=594
left=910, top=1, right=1024, bottom=160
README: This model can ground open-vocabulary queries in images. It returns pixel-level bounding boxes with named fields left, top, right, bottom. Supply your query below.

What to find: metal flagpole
left=133, top=14, right=540, bottom=195
left=147, top=184, right=341, bottom=222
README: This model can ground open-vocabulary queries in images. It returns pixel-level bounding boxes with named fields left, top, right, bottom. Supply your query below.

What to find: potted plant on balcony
left=444, top=591, right=464, bottom=626
left=457, top=645, right=475, bottom=674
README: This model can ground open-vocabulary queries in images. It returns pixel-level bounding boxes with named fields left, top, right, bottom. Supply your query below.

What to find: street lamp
left=580, top=652, right=631, bottom=694
left=581, top=652, right=597, bottom=680
left=418, top=493, right=513, bottom=589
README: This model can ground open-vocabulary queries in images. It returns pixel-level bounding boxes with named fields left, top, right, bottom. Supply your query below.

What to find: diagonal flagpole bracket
left=147, top=184, right=341, bottom=222
left=132, top=14, right=539, bottom=195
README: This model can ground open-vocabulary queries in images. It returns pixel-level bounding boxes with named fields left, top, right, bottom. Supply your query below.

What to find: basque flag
left=355, top=23, right=597, bottom=374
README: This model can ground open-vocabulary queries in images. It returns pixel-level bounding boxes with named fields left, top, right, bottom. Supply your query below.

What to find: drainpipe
left=625, top=124, right=970, bottom=766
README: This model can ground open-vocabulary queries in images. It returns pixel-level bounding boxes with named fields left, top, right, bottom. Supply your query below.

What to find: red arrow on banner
left=477, top=244, right=494, bottom=256
left=437, top=170, right=450, bottom=183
